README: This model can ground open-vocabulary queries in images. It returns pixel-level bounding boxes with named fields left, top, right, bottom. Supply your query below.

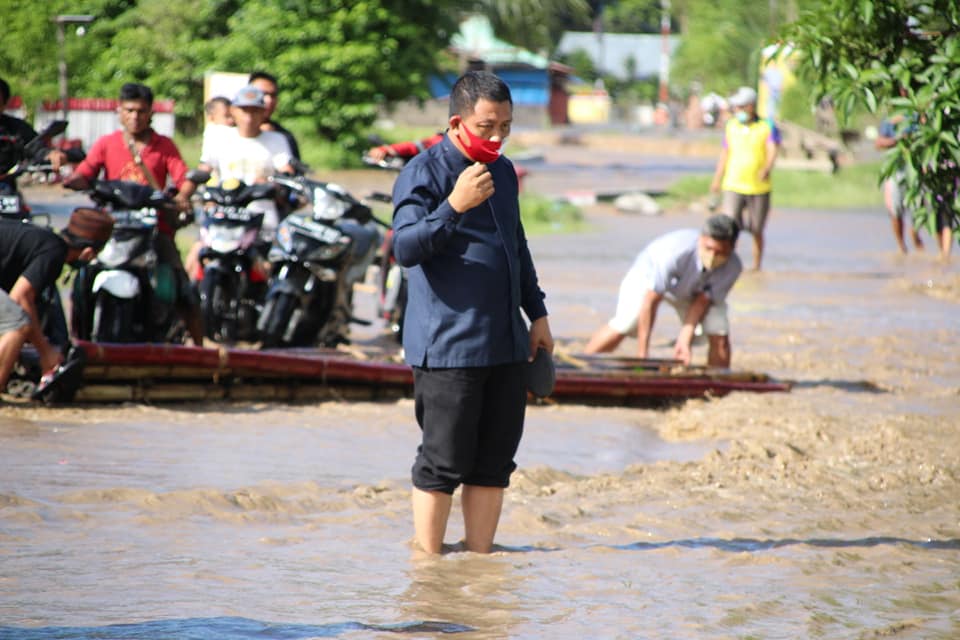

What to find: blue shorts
left=412, top=363, right=527, bottom=494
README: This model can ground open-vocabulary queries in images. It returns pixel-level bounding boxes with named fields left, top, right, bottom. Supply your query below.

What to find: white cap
left=728, top=86, right=758, bottom=107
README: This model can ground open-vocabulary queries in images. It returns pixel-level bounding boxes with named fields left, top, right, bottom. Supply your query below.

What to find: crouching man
left=0, top=209, right=114, bottom=392
left=585, top=214, right=742, bottom=367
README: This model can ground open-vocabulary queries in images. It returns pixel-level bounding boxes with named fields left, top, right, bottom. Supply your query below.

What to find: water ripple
left=493, top=536, right=960, bottom=554
left=0, top=616, right=474, bottom=639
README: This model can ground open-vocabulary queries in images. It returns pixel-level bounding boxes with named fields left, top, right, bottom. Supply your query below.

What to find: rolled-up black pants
left=412, top=362, right=527, bottom=495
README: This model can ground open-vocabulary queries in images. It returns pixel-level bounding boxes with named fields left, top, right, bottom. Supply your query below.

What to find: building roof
left=556, top=31, right=682, bottom=80
left=451, top=15, right=550, bottom=69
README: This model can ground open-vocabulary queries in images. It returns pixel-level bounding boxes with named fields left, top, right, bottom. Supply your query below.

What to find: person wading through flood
left=391, top=71, right=554, bottom=554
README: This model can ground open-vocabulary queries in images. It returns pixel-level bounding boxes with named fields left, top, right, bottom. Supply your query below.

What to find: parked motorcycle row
left=67, top=171, right=396, bottom=350
left=6, top=127, right=408, bottom=400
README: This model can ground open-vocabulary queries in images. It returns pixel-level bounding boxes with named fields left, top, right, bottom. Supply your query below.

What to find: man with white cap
left=0, top=208, right=114, bottom=393
left=710, top=86, right=780, bottom=271
left=197, top=84, right=296, bottom=243
left=185, top=85, right=298, bottom=282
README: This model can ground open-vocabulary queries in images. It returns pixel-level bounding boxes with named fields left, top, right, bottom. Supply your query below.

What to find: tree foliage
left=668, top=0, right=778, bottom=96
left=782, top=0, right=960, bottom=234
left=2, top=0, right=459, bottom=149
left=601, top=0, right=676, bottom=34
left=483, top=0, right=591, bottom=55
left=208, top=0, right=458, bottom=148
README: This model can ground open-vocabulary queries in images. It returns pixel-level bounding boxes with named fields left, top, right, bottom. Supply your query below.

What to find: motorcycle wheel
left=92, top=293, right=136, bottom=343
left=259, top=293, right=297, bottom=349
left=70, top=266, right=94, bottom=341
left=200, top=272, right=235, bottom=344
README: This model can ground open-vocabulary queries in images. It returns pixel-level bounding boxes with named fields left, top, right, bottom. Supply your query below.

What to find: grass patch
left=662, top=160, right=885, bottom=210
left=520, top=192, right=586, bottom=235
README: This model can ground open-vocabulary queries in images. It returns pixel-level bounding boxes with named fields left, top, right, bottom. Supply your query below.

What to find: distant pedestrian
left=875, top=112, right=923, bottom=254
left=710, top=86, right=780, bottom=271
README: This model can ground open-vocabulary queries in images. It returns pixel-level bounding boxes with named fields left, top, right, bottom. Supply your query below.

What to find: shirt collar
left=439, top=133, right=473, bottom=170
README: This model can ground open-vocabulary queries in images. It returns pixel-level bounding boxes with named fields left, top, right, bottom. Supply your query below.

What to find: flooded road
left=2, top=152, right=959, bottom=638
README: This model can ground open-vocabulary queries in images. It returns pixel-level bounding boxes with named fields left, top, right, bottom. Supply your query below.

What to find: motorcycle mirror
left=186, top=168, right=211, bottom=185
left=38, top=120, right=68, bottom=140
left=288, top=158, right=310, bottom=176
left=24, top=120, right=69, bottom=158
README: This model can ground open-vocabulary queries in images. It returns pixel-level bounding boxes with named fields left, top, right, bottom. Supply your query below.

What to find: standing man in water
left=391, top=71, right=553, bottom=554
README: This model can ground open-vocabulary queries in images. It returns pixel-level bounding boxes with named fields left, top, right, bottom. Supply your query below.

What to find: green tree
left=602, top=0, right=675, bottom=34
left=668, top=0, right=773, bottom=96
left=2, top=0, right=79, bottom=114
left=482, top=0, right=591, bottom=55
left=3, top=0, right=459, bottom=151
left=76, top=0, right=240, bottom=131
left=210, top=0, right=458, bottom=149
left=781, top=0, right=960, bottom=236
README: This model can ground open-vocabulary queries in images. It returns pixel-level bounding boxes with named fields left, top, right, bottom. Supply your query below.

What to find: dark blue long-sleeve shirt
left=391, top=134, right=548, bottom=368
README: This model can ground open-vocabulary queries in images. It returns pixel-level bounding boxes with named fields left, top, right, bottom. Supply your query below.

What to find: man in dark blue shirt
left=392, top=71, right=553, bottom=554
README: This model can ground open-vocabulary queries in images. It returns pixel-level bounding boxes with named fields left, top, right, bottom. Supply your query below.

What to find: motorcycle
left=69, top=180, right=185, bottom=343
left=256, top=175, right=386, bottom=348
left=362, top=153, right=408, bottom=342
left=0, top=119, right=75, bottom=220
left=193, top=178, right=276, bottom=344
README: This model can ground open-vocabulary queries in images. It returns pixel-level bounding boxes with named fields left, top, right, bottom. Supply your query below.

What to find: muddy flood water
left=2, top=162, right=959, bottom=638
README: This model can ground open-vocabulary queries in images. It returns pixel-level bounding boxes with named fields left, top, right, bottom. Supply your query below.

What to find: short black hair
left=204, top=96, right=231, bottom=115
left=449, top=71, right=512, bottom=118
left=0, top=78, right=10, bottom=104
left=249, top=71, right=278, bottom=88
left=119, top=82, right=154, bottom=105
left=702, top=214, right=740, bottom=245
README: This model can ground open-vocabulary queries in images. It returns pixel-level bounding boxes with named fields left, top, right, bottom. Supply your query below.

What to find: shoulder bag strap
left=123, top=131, right=162, bottom=191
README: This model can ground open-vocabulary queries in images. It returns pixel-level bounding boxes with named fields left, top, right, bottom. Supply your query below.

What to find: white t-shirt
left=200, top=128, right=293, bottom=242
left=200, top=128, right=292, bottom=185
left=199, top=123, right=236, bottom=166
left=626, top=228, right=741, bottom=304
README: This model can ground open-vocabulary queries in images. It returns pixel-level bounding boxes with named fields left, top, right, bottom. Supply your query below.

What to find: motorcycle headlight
left=203, top=225, right=247, bottom=254
left=317, top=238, right=351, bottom=260
left=312, top=187, right=349, bottom=221
left=277, top=224, right=294, bottom=252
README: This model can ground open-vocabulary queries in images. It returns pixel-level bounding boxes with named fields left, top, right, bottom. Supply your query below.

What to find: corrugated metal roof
left=556, top=32, right=681, bottom=80
left=451, top=15, right=550, bottom=69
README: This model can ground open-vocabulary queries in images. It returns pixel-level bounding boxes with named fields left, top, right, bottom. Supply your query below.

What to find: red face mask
left=455, top=118, right=502, bottom=163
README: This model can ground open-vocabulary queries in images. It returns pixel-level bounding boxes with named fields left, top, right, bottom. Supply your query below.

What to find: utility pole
left=53, top=15, right=95, bottom=122
left=656, top=0, right=672, bottom=125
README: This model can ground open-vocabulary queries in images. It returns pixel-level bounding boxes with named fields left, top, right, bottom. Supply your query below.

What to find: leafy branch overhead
left=782, top=0, right=960, bottom=234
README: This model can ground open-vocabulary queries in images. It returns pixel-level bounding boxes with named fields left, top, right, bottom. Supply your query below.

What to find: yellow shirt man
left=721, top=117, right=780, bottom=195
left=710, top=86, right=781, bottom=270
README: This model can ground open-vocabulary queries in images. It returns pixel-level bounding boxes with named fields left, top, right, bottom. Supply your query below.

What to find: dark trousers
left=412, top=362, right=527, bottom=494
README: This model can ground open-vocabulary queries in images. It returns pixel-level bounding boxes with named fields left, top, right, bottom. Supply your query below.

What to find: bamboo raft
left=66, top=340, right=791, bottom=405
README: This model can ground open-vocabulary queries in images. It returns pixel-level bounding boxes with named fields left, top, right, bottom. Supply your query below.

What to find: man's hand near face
left=448, top=162, right=494, bottom=214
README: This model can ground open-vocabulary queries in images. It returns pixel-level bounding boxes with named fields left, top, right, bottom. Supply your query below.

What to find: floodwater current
left=1, top=164, right=959, bottom=638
